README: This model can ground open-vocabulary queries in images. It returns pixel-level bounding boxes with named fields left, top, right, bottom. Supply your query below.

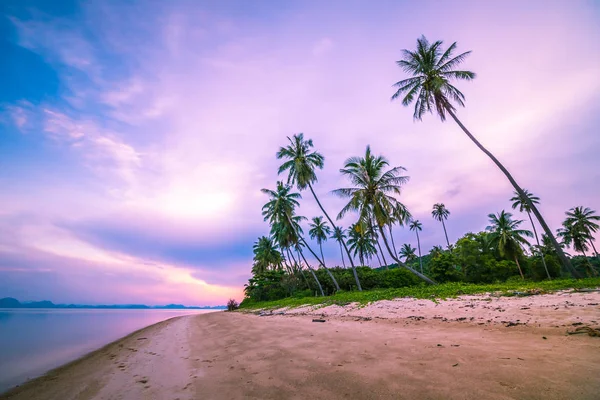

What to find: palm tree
left=333, top=146, right=436, bottom=284
left=430, top=245, right=444, bottom=258
left=564, top=206, right=600, bottom=260
left=261, top=182, right=325, bottom=296
left=277, top=133, right=362, bottom=291
left=331, top=226, right=347, bottom=268
left=431, top=203, right=451, bottom=247
left=309, top=216, right=332, bottom=268
left=409, top=219, right=424, bottom=273
left=252, top=236, right=283, bottom=274
left=347, top=222, right=377, bottom=266
left=399, top=243, right=417, bottom=264
left=486, top=211, right=533, bottom=279
left=391, top=35, right=576, bottom=277
left=510, top=190, right=551, bottom=279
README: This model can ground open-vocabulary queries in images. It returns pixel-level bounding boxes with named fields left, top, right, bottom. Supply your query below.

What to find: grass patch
left=239, top=277, right=600, bottom=310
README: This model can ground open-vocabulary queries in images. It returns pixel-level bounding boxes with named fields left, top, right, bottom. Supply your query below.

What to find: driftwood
left=566, top=326, right=600, bottom=337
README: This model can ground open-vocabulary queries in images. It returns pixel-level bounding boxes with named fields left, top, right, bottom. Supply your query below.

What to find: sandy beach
left=2, top=291, right=599, bottom=400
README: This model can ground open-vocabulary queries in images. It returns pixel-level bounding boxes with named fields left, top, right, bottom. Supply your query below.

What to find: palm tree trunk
left=288, top=248, right=309, bottom=285
left=298, top=248, right=325, bottom=296
left=284, top=212, right=340, bottom=291
left=369, top=217, right=388, bottom=269
left=389, top=225, right=398, bottom=256
left=447, top=108, right=579, bottom=278
left=320, top=242, right=340, bottom=293
left=527, top=211, right=551, bottom=280
left=375, top=250, right=383, bottom=268
left=589, top=239, right=600, bottom=260
left=415, top=230, right=423, bottom=274
left=582, top=247, right=599, bottom=276
left=307, top=182, right=362, bottom=291
left=514, top=255, right=525, bottom=279
left=339, top=243, right=346, bottom=268
left=441, top=219, right=450, bottom=248
left=376, top=225, right=437, bottom=284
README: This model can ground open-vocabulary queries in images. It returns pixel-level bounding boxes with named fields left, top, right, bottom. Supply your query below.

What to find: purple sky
left=1, top=0, right=599, bottom=305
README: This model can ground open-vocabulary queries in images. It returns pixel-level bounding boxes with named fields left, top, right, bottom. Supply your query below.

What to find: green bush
left=430, top=252, right=462, bottom=283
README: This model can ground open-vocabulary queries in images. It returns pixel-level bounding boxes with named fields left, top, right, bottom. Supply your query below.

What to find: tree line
left=244, top=36, right=599, bottom=302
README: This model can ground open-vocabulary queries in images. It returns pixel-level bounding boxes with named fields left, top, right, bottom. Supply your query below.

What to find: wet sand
left=2, top=293, right=600, bottom=400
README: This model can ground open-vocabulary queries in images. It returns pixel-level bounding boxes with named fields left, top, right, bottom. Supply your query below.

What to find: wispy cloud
left=1, top=0, right=599, bottom=303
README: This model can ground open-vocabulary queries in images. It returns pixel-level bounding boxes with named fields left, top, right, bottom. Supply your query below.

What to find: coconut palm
left=331, top=226, right=348, bottom=268
left=252, top=236, right=283, bottom=274
left=333, top=146, right=436, bottom=284
left=486, top=211, right=533, bottom=279
left=261, top=182, right=325, bottom=295
left=409, top=219, right=424, bottom=273
left=557, top=223, right=597, bottom=276
left=391, top=35, right=576, bottom=277
left=564, top=206, right=600, bottom=259
left=277, top=133, right=362, bottom=290
left=399, top=243, right=417, bottom=263
left=347, top=222, right=377, bottom=266
left=430, top=245, right=444, bottom=258
left=388, top=204, right=412, bottom=258
left=432, top=203, right=451, bottom=247
left=309, top=216, right=332, bottom=267
left=510, top=190, right=551, bottom=279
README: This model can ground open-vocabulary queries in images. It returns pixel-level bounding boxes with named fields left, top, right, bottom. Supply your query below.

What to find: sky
left=1, top=0, right=599, bottom=306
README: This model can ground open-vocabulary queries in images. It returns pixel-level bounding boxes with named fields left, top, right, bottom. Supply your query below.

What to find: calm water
left=0, top=308, right=216, bottom=393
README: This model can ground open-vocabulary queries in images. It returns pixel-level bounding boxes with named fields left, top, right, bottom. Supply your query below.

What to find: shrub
left=430, top=252, right=463, bottom=283
left=227, top=298, right=239, bottom=311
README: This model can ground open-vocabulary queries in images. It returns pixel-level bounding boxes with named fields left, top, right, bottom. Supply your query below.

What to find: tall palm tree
left=331, top=226, right=347, bottom=268
left=391, top=35, right=576, bottom=277
left=333, top=146, right=436, bottom=284
left=347, top=222, right=377, bottom=266
left=564, top=206, right=600, bottom=260
left=510, top=190, right=551, bottom=279
left=486, top=211, right=533, bottom=279
left=432, top=203, right=451, bottom=247
left=309, top=216, right=332, bottom=268
left=261, top=182, right=325, bottom=296
left=277, top=133, right=362, bottom=290
left=399, top=243, right=417, bottom=264
left=409, top=219, right=424, bottom=273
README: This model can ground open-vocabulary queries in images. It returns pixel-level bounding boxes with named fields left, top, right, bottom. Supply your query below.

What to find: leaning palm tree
left=331, top=226, right=348, bottom=268
left=510, top=190, right=551, bottom=279
left=309, top=216, right=332, bottom=267
left=564, top=206, right=600, bottom=260
left=277, top=133, right=362, bottom=290
left=431, top=203, right=451, bottom=247
left=409, top=219, right=424, bottom=273
left=333, top=145, right=436, bottom=284
left=261, top=182, right=325, bottom=295
left=486, top=211, right=533, bottom=279
left=391, top=35, right=576, bottom=277
left=399, top=243, right=417, bottom=264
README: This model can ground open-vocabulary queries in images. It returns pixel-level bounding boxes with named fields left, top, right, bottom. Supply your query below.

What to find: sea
left=0, top=308, right=217, bottom=393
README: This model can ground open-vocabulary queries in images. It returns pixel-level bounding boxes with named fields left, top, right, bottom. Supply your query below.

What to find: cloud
left=1, top=0, right=599, bottom=303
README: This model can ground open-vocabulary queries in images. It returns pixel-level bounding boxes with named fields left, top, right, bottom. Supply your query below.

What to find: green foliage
left=529, top=255, right=561, bottom=280
left=240, top=278, right=600, bottom=310
left=429, top=252, right=462, bottom=283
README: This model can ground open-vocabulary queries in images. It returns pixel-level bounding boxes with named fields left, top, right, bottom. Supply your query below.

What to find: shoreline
left=0, top=315, right=187, bottom=398
left=2, top=293, right=599, bottom=399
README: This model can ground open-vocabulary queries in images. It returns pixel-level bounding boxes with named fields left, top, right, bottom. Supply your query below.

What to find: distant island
left=0, top=297, right=226, bottom=310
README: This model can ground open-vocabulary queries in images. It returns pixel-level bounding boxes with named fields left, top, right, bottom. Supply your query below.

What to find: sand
left=2, top=291, right=599, bottom=400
